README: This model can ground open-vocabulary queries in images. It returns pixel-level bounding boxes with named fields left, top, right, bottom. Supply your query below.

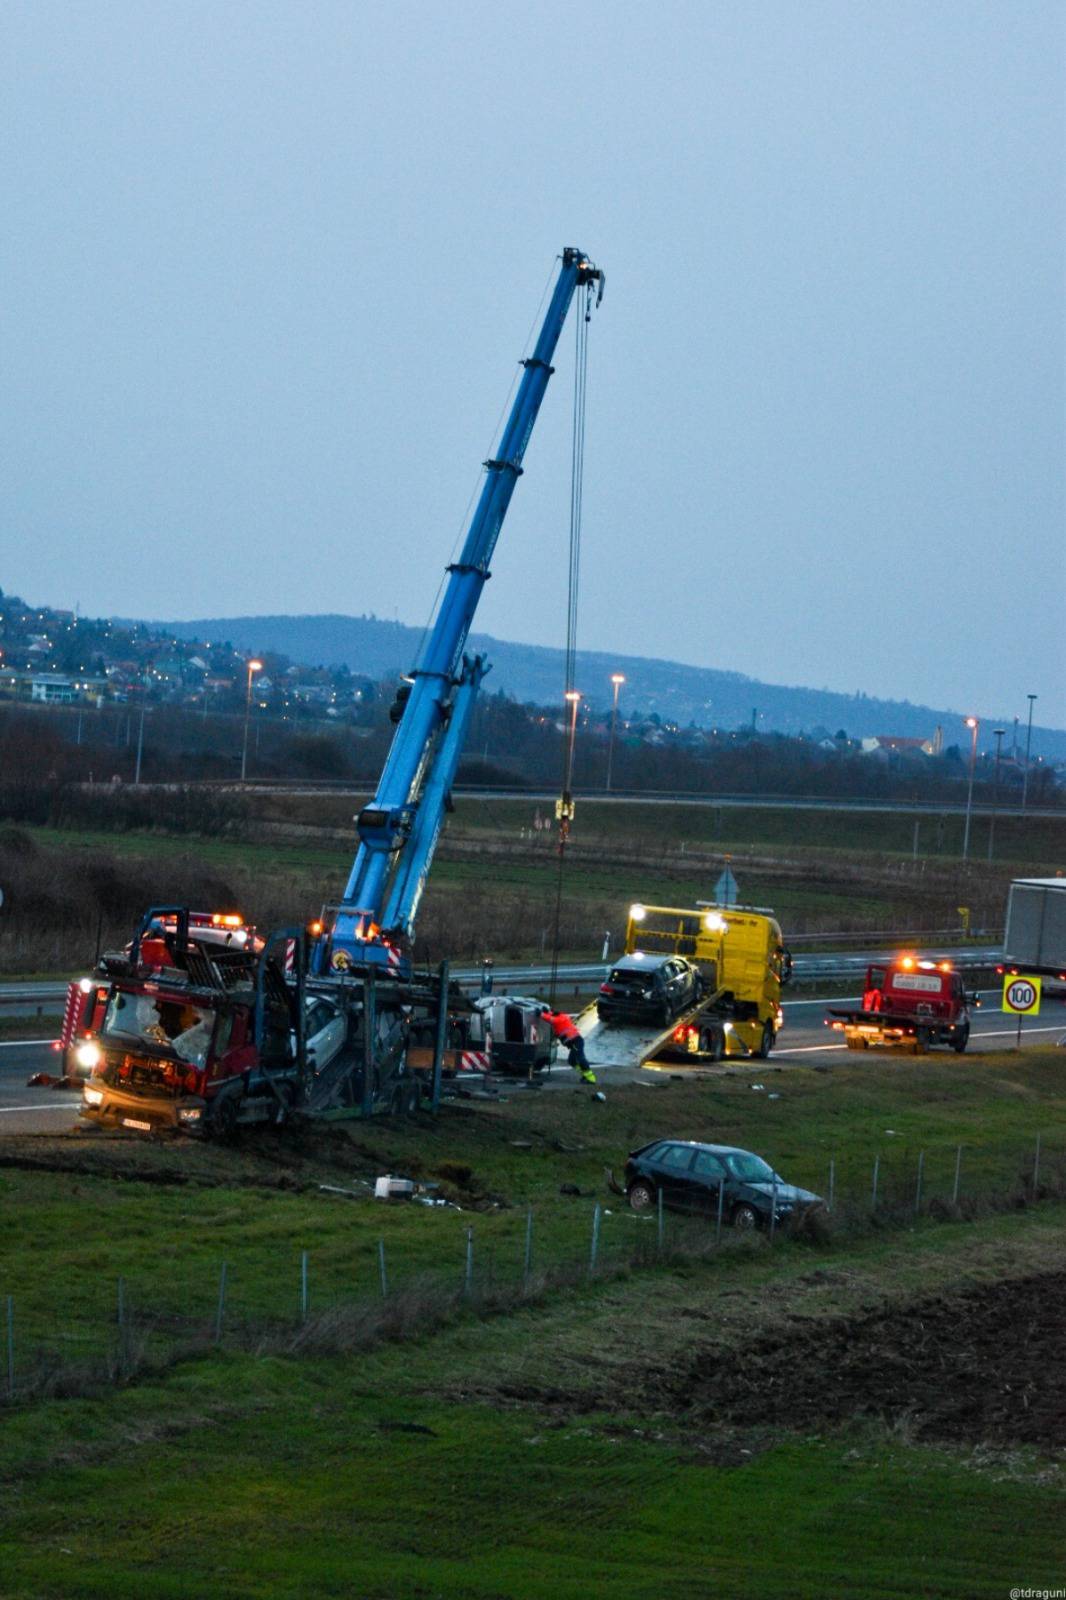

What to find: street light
left=564, top=689, right=581, bottom=792
left=961, top=717, right=979, bottom=861
left=1021, top=693, right=1038, bottom=815
left=134, top=669, right=150, bottom=785
left=241, top=659, right=263, bottom=782
left=606, top=673, right=625, bottom=792
left=987, top=728, right=1005, bottom=862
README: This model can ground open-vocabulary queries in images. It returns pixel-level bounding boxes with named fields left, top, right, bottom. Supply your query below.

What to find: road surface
left=2, top=987, right=1061, bottom=1133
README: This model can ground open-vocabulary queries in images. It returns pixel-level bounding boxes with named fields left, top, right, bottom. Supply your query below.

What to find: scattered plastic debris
left=751, top=1083, right=765, bottom=1092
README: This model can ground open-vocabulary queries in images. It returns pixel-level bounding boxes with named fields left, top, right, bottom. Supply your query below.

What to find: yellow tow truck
left=621, top=902, right=790, bottom=1059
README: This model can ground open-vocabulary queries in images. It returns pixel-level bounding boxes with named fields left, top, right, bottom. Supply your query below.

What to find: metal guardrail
left=785, top=928, right=1001, bottom=946
left=0, top=946, right=1006, bottom=1010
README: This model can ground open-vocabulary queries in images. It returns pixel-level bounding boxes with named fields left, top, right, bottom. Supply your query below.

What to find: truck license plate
left=122, top=1118, right=152, bottom=1132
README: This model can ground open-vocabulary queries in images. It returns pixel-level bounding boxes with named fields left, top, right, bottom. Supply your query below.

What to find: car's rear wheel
left=732, top=1202, right=760, bottom=1231
left=627, top=1178, right=657, bottom=1212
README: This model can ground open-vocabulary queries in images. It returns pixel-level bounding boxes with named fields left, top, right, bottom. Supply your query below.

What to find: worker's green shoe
left=579, top=1068, right=597, bottom=1084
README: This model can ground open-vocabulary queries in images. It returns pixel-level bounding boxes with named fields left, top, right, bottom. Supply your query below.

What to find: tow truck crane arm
left=318, top=248, right=604, bottom=975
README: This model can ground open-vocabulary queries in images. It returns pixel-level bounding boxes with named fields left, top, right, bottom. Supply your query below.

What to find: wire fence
left=3, top=1128, right=1063, bottom=1408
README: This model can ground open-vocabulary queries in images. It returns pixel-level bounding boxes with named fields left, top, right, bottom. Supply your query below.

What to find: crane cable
left=548, top=280, right=594, bottom=1007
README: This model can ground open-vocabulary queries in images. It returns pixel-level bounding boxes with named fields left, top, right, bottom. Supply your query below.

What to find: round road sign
left=1002, top=976, right=1041, bottom=1015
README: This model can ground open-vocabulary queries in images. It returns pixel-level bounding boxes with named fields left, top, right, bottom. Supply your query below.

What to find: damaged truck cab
left=80, top=908, right=302, bottom=1136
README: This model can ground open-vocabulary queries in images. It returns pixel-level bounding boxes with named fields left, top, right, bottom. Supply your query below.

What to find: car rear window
left=610, top=967, right=652, bottom=988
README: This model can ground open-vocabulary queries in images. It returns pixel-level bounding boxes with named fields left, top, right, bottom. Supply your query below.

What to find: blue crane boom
left=318, top=247, right=604, bottom=977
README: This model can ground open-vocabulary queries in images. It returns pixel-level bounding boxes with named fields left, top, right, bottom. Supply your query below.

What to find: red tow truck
left=826, top=956, right=975, bottom=1054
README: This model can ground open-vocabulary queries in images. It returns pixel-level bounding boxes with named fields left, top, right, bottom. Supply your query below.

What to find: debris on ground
left=25, top=1072, right=78, bottom=1091
left=375, top=1175, right=417, bottom=1200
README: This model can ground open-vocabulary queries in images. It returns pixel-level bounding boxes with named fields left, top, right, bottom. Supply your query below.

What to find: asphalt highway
left=2, top=987, right=1061, bottom=1134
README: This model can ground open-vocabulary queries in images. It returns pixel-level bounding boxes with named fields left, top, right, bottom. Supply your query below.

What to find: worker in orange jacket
left=540, top=1007, right=596, bottom=1084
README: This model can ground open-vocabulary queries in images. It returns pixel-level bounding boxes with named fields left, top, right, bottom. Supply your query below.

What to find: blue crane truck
left=78, top=248, right=605, bottom=1136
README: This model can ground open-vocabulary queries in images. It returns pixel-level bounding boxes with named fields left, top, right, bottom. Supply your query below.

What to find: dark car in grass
left=623, top=1139, right=822, bottom=1230
left=597, top=953, right=703, bottom=1027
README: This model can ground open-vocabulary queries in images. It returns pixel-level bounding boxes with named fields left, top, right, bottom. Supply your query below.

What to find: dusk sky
left=2, top=0, right=1062, bottom=726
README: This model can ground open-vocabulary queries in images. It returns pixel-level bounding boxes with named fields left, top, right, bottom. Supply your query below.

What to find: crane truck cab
left=826, top=956, right=974, bottom=1053
left=617, top=903, right=789, bottom=1059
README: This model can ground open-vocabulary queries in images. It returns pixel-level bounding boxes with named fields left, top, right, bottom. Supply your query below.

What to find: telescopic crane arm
left=319, top=248, right=604, bottom=975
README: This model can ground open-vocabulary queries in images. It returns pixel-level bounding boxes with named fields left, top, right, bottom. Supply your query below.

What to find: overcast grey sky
left=2, top=0, right=1062, bottom=725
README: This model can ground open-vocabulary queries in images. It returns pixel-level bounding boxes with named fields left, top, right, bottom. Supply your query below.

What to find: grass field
left=2, top=1050, right=1066, bottom=1598
left=264, top=789, right=1066, bottom=867
left=10, top=786, right=1064, bottom=974
left=3, top=1048, right=1064, bottom=1348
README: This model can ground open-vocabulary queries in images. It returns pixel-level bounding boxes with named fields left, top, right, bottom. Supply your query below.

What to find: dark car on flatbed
left=624, top=1139, right=822, bottom=1230
left=597, top=953, right=703, bottom=1027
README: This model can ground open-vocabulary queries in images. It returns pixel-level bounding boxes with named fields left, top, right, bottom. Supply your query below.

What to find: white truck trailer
left=999, top=878, right=1066, bottom=991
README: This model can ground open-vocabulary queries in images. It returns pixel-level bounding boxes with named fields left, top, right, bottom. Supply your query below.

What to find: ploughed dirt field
left=658, top=1270, right=1066, bottom=1449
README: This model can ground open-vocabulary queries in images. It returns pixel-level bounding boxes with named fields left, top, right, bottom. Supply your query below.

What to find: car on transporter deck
left=597, top=953, right=703, bottom=1027
left=623, top=1139, right=822, bottom=1230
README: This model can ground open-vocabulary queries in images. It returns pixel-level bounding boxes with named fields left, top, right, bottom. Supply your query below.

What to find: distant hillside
left=152, top=612, right=1066, bottom=755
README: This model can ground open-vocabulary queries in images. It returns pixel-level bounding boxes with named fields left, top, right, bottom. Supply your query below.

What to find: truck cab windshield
left=102, top=991, right=216, bottom=1067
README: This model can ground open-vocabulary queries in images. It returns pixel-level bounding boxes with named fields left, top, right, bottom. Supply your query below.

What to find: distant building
left=861, top=734, right=937, bottom=757
left=29, top=673, right=106, bottom=704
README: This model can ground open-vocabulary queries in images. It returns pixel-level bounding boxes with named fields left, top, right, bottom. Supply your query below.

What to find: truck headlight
left=74, top=1041, right=102, bottom=1070
left=177, top=1107, right=203, bottom=1124
left=83, top=1086, right=104, bottom=1106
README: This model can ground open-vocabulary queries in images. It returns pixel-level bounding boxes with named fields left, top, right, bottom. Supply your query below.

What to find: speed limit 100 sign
left=1002, top=975, right=1042, bottom=1015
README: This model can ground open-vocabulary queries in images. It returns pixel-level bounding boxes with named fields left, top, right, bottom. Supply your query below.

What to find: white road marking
left=0, top=1039, right=58, bottom=1049
left=974, top=1025, right=1064, bottom=1039
left=784, top=997, right=860, bottom=1008
left=775, top=1043, right=848, bottom=1055
left=776, top=1025, right=1063, bottom=1056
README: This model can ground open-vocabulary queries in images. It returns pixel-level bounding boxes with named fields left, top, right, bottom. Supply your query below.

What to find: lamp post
left=564, top=690, right=581, bottom=793
left=987, top=728, right=1005, bottom=862
left=241, top=659, right=263, bottom=782
left=134, top=671, right=149, bottom=785
left=1021, top=693, right=1038, bottom=815
left=605, top=673, right=625, bottom=792
left=961, top=717, right=978, bottom=861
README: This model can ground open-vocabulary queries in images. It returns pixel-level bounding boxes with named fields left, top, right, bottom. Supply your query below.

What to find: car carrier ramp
left=576, top=1006, right=686, bottom=1070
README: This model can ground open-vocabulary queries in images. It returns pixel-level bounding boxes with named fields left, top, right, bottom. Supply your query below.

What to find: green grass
left=261, top=789, right=1066, bottom=869
left=2, top=1381, right=1061, bottom=1599
left=3, top=1203, right=1066, bottom=1598
left=1, top=1050, right=1063, bottom=1360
